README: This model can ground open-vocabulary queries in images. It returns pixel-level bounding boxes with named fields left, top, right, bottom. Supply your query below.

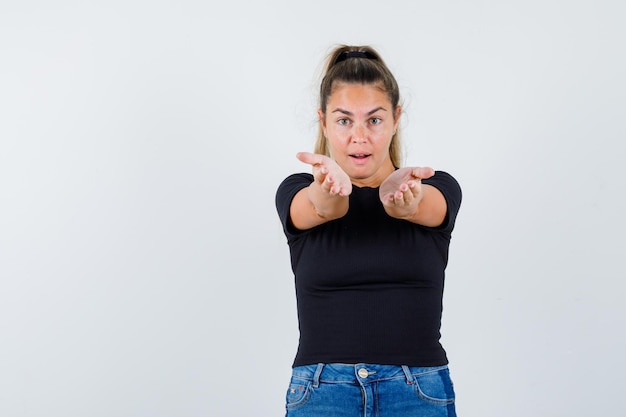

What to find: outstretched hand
left=297, top=152, right=352, bottom=197
left=379, top=167, right=435, bottom=219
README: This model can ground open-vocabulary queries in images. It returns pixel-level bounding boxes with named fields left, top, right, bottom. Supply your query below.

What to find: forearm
left=385, top=184, right=446, bottom=227
left=306, top=180, right=349, bottom=220
left=289, top=182, right=349, bottom=230
left=290, top=152, right=352, bottom=229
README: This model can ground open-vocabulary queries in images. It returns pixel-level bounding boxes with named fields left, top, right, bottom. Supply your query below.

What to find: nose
left=352, top=124, right=366, bottom=143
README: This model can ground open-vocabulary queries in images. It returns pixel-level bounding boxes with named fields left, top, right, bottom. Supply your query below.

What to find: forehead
left=327, top=82, right=390, bottom=107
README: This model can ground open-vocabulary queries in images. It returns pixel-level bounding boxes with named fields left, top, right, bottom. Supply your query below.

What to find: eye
left=338, top=118, right=351, bottom=126
left=369, top=117, right=382, bottom=125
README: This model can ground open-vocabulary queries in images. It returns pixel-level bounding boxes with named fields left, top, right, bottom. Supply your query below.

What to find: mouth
left=350, top=153, right=371, bottom=160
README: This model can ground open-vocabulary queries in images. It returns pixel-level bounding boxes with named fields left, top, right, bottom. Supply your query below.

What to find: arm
left=379, top=167, right=447, bottom=227
left=289, top=152, right=352, bottom=230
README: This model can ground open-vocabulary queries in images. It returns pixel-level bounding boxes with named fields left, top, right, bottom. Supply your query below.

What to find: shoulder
left=276, top=173, right=314, bottom=202
left=422, top=171, right=462, bottom=230
left=278, top=173, right=314, bottom=189
left=275, top=173, right=314, bottom=225
left=423, top=171, right=461, bottom=202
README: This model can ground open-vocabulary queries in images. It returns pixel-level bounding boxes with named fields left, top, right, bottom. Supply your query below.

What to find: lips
left=350, top=153, right=371, bottom=159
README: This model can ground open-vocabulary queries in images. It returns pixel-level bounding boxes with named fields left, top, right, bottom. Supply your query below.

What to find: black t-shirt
left=276, top=171, right=462, bottom=367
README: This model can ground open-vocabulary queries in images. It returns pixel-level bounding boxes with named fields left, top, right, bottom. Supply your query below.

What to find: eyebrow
left=331, top=106, right=387, bottom=116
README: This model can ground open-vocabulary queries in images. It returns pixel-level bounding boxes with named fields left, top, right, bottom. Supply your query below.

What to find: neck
left=351, top=161, right=395, bottom=188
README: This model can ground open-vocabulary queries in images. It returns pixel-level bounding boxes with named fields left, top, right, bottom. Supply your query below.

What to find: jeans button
left=358, top=368, right=369, bottom=378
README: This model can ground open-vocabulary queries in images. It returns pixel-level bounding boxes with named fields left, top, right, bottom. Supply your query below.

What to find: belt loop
left=312, top=363, right=324, bottom=388
left=401, top=365, right=413, bottom=385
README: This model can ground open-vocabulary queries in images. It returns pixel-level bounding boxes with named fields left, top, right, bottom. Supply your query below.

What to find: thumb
left=411, top=167, right=435, bottom=180
left=296, top=152, right=324, bottom=166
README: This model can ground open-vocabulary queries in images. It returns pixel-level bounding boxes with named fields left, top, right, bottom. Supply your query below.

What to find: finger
left=296, top=152, right=326, bottom=167
left=323, top=174, right=349, bottom=197
left=327, top=176, right=347, bottom=196
left=410, top=166, right=435, bottom=180
left=328, top=182, right=337, bottom=195
left=400, top=183, right=417, bottom=204
left=324, top=174, right=335, bottom=190
left=393, top=190, right=407, bottom=206
left=407, top=180, right=421, bottom=194
left=312, top=165, right=330, bottom=184
left=337, top=187, right=351, bottom=197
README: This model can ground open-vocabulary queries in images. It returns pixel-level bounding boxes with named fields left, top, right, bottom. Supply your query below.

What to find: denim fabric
left=285, top=363, right=456, bottom=417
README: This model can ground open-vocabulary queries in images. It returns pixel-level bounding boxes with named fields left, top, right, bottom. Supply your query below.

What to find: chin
left=346, top=169, right=370, bottom=179
left=347, top=172, right=375, bottom=185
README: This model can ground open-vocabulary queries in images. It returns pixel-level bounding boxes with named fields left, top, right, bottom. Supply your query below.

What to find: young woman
left=276, top=45, right=462, bottom=417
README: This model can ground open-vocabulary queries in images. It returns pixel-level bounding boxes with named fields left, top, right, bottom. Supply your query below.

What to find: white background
left=1, top=1, right=624, bottom=416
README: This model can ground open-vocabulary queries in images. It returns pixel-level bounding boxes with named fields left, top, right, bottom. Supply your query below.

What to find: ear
left=393, top=105, right=402, bottom=131
left=317, top=108, right=327, bottom=136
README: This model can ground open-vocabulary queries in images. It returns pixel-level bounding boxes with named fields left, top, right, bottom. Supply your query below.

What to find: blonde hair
left=314, top=45, right=403, bottom=167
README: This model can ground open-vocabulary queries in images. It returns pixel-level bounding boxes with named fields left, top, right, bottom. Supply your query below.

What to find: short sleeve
left=275, top=173, right=314, bottom=238
left=422, top=171, right=462, bottom=232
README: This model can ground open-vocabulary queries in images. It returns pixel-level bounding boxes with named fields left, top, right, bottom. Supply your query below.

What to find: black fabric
left=333, top=50, right=377, bottom=64
left=276, top=171, right=462, bottom=367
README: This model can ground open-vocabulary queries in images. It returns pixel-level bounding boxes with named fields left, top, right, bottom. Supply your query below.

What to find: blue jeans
left=285, top=363, right=456, bottom=417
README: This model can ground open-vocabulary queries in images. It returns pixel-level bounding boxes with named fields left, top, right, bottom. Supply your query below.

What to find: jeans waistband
left=292, top=363, right=449, bottom=387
